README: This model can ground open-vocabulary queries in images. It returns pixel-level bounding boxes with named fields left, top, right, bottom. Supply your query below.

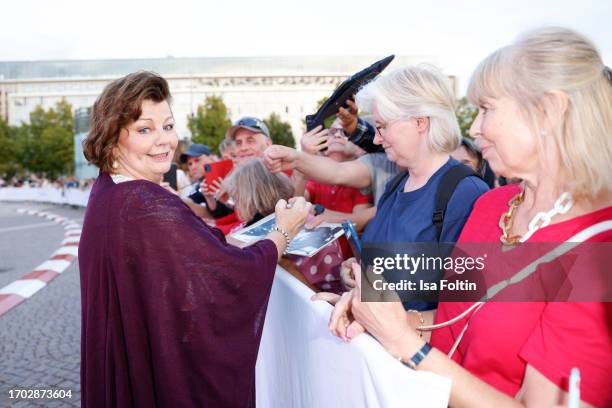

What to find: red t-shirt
left=430, top=185, right=612, bottom=407
left=306, top=180, right=372, bottom=258
left=214, top=212, right=241, bottom=235
left=305, top=180, right=371, bottom=213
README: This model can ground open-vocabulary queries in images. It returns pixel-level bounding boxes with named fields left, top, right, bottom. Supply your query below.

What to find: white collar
left=110, top=174, right=135, bottom=184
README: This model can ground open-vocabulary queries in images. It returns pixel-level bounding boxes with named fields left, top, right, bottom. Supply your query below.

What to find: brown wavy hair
left=83, top=71, right=171, bottom=173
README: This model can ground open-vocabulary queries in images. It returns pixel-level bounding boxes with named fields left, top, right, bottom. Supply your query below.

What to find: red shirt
left=215, top=212, right=241, bottom=235
left=430, top=185, right=612, bottom=407
left=305, top=180, right=371, bottom=213
left=306, top=180, right=372, bottom=258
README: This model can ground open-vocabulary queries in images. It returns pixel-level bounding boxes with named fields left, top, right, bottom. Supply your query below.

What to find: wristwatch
left=314, top=204, right=326, bottom=216
left=400, top=342, right=432, bottom=370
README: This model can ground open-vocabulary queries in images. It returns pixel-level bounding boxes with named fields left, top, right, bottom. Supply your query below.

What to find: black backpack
left=382, top=163, right=480, bottom=241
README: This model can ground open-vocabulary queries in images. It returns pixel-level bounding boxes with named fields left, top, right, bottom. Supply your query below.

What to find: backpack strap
left=377, top=170, right=409, bottom=206
left=433, top=164, right=480, bottom=241
left=387, top=170, right=409, bottom=195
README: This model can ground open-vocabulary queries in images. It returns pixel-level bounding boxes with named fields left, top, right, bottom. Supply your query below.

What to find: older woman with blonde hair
left=355, top=65, right=489, bottom=245
left=324, top=27, right=612, bottom=407
left=323, top=65, right=490, bottom=310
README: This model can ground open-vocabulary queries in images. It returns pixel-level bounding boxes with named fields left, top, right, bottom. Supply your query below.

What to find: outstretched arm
left=265, top=145, right=372, bottom=189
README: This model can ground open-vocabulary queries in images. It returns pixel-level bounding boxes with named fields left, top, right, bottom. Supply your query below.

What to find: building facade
left=0, top=56, right=454, bottom=178
left=0, top=56, right=452, bottom=136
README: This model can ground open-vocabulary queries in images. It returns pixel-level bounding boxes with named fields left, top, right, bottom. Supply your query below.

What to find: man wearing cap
left=225, top=117, right=272, bottom=165
left=175, top=143, right=216, bottom=219
left=179, top=143, right=213, bottom=183
left=191, top=117, right=284, bottom=234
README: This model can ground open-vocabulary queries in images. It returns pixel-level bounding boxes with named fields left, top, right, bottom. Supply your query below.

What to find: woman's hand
left=274, top=197, right=311, bottom=238
left=200, top=177, right=224, bottom=198
left=339, top=257, right=357, bottom=289
left=311, top=291, right=342, bottom=305
left=300, top=126, right=330, bottom=155
left=348, top=263, right=421, bottom=356
left=264, top=145, right=299, bottom=173
left=327, top=291, right=365, bottom=342
left=199, top=177, right=224, bottom=209
left=337, top=99, right=359, bottom=136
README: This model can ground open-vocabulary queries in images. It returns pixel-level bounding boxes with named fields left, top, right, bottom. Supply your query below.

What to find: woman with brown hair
left=79, top=71, right=310, bottom=407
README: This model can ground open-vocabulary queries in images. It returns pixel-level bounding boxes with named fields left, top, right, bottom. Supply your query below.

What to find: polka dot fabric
left=287, top=240, right=344, bottom=294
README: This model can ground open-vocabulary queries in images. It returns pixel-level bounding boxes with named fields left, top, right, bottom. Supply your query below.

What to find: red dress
left=430, top=185, right=612, bottom=407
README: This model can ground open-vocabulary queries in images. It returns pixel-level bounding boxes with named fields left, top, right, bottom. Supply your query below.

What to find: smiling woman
left=111, top=99, right=177, bottom=181
left=78, top=71, right=311, bottom=407
left=83, top=72, right=174, bottom=177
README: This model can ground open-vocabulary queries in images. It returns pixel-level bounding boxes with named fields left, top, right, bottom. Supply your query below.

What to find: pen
left=568, top=367, right=580, bottom=408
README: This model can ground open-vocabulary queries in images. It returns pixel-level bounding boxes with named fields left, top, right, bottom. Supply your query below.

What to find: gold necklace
left=499, top=190, right=525, bottom=245
left=499, top=190, right=575, bottom=245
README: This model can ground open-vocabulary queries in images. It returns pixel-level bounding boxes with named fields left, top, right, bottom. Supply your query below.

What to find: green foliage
left=1, top=99, right=74, bottom=180
left=456, top=97, right=478, bottom=139
left=317, top=96, right=337, bottom=129
left=0, top=118, right=19, bottom=177
left=264, top=113, right=295, bottom=148
left=301, top=96, right=336, bottom=130
left=22, top=100, right=74, bottom=179
left=187, top=96, right=232, bottom=154
left=315, top=96, right=328, bottom=111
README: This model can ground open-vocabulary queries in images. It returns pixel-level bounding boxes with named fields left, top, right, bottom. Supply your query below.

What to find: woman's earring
left=112, top=160, right=119, bottom=169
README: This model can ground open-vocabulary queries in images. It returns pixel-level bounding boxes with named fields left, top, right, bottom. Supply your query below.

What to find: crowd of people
left=0, top=175, right=95, bottom=190
left=76, top=26, right=610, bottom=408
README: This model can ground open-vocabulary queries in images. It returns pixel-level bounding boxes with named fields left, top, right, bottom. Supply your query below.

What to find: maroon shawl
left=79, top=172, right=278, bottom=407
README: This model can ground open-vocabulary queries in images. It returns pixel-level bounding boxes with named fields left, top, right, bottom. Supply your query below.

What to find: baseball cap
left=226, top=117, right=270, bottom=140
left=179, top=143, right=212, bottom=163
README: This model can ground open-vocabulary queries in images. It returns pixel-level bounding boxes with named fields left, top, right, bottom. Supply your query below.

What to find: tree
left=0, top=118, right=19, bottom=178
left=264, top=113, right=295, bottom=148
left=20, top=99, right=74, bottom=179
left=456, top=97, right=478, bottom=139
left=187, top=96, right=232, bottom=154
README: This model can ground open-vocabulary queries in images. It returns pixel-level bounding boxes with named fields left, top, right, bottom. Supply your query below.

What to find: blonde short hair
left=224, top=159, right=294, bottom=222
left=467, top=27, right=612, bottom=199
left=356, top=64, right=461, bottom=153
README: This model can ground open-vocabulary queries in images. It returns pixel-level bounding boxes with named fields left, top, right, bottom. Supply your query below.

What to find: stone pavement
left=0, top=203, right=84, bottom=407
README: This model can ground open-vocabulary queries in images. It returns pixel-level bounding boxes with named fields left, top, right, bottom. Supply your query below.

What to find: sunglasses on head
left=236, top=117, right=264, bottom=130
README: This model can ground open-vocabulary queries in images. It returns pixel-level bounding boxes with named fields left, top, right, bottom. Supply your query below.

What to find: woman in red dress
left=323, top=27, right=612, bottom=407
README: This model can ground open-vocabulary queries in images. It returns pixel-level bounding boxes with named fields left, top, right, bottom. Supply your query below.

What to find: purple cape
left=79, top=172, right=278, bottom=407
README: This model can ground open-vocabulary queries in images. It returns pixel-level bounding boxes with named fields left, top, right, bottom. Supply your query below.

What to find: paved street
left=0, top=202, right=85, bottom=407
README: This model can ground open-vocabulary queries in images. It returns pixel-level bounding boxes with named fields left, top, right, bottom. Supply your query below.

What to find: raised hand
left=264, top=145, right=299, bottom=173
left=337, top=99, right=359, bottom=136
left=300, top=125, right=330, bottom=155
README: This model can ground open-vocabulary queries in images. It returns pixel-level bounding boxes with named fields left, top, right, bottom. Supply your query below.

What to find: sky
left=1, top=0, right=611, bottom=95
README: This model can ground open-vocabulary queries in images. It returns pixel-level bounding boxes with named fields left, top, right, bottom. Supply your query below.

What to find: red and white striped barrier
left=0, top=209, right=81, bottom=317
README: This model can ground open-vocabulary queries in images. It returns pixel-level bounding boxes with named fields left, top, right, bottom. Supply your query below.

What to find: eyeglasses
left=375, top=118, right=425, bottom=138
left=328, top=127, right=347, bottom=138
left=374, top=119, right=400, bottom=138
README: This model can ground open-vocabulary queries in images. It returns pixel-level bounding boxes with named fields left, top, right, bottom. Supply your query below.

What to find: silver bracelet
left=270, top=225, right=291, bottom=254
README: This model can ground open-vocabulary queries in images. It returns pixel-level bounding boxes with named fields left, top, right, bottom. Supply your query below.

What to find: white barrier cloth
left=0, top=187, right=90, bottom=207
left=256, top=267, right=451, bottom=408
